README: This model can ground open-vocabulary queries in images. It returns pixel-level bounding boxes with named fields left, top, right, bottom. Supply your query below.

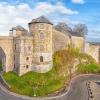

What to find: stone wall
left=53, top=29, right=70, bottom=52
left=0, top=36, right=14, bottom=72
left=71, top=36, right=84, bottom=52
left=85, top=42, right=100, bottom=63
left=14, top=36, right=33, bottom=76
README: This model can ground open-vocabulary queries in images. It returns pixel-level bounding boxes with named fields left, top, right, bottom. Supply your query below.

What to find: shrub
left=76, top=63, right=100, bottom=74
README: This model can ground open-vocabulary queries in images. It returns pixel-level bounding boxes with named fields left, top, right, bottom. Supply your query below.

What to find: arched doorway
left=0, top=47, right=6, bottom=71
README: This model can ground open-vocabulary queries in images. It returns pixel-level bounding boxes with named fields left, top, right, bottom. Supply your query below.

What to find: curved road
left=0, top=75, right=100, bottom=100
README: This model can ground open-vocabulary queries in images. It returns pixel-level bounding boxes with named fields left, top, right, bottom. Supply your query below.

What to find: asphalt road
left=0, top=75, right=100, bottom=100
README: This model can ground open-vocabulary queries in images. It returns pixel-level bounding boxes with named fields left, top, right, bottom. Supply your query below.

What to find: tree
left=55, top=22, right=72, bottom=33
left=66, top=45, right=79, bottom=80
left=53, top=45, right=79, bottom=80
left=73, top=24, right=88, bottom=37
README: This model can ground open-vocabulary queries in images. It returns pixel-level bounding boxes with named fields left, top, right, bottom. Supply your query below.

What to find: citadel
left=0, top=16, right=100, bottom=76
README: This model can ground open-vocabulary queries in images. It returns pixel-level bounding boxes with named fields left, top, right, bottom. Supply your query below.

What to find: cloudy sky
left=0, top=0, right=100, bottom=42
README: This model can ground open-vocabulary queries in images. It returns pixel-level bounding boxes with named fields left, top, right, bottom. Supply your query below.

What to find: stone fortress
left=0, top=16, right=100, bottom=76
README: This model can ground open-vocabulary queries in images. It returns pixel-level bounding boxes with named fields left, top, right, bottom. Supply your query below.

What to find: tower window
left=40, top=33, right=44, bottom=39
left=40, top=45, right=44, bottom=51
left=26, top=57, right=29, bottom=60
left=26, top=65, right=29, bottom=68
left=15, top=44, right=16, bottom=50
left=40, top=56, right=43, bottom=62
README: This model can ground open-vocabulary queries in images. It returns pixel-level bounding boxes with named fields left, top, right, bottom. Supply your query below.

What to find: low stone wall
left=32, top=63, right=53, bottom=73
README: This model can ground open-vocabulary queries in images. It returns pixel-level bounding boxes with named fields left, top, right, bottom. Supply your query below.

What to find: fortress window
left=26, top=57, right=29, bottom=60
left=40, top=33, right=44, bottom=39
left=40, top=56, right=43, bottom=62
left=40, top=45, right=44, bottom=51
left=15, top=44, right=16, bottom=50
left=14, top=64, right=15, bottom=69
left=26, top=65, right=29, bottom=68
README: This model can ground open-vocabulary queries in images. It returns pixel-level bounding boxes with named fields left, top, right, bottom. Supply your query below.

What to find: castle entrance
left=0, top=47, right=6, bottom=71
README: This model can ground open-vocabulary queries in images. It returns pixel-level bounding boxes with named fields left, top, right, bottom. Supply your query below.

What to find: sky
left=0, top=0, right=100, bottom=42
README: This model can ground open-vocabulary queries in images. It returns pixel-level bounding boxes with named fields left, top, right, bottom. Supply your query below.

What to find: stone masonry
left=0, top=16, right=99, bottom=76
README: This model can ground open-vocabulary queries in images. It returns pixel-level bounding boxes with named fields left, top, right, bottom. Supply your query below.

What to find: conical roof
left=29, top=16, right=53, bottom=25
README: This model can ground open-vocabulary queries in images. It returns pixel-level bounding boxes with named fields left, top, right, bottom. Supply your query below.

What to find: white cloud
left=0, top=2, right=78, bottom=35
left=72, top=0, right=85, bottom=4
left=34, top=2, right=78, bottom=15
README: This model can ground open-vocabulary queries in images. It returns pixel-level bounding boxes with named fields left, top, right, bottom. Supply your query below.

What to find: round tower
left=29, top=16, right=53, bottom=73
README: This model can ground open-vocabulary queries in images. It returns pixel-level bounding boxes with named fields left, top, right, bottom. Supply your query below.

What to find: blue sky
left=0, top=0, right=100, bottom=42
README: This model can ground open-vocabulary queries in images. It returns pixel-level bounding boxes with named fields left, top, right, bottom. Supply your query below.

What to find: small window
left=40, top=33, right=44, bottom=39
left=40, top=56, right=43, bottom=62
left=15, top=44, right=16, bottom=50
left=14, top=64, right=15, bottom=68
left=26, top=57, right=29, bottom=60
left=40, top=45, right=44, bottom=51
left=26, top=65, right=29, bottom=68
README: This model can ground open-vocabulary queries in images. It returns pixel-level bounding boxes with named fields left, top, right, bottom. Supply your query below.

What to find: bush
left=79, top=53, right=96, bottom=64
left=76, top=63, right=100, bottom=74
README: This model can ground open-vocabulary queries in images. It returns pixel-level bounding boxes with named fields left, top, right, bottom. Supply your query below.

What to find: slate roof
left=29, top=16, right=53, bottom=25
left=11, top=25, right=26, bottom=31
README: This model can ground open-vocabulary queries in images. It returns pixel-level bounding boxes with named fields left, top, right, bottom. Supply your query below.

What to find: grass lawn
left=3, top=67, right=67, bottom=97
left=0, top=64, right=2, bottom=71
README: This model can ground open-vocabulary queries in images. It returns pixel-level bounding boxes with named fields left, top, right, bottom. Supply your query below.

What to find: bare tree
left=73, top=24, right=88, bottom=37
left=55, top=22, right=72, bottom=33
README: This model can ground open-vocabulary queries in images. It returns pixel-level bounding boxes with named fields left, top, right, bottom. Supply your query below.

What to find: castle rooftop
left=10, top=25, right=27, bottom=31
left=29, top=16, right=53, bottom=25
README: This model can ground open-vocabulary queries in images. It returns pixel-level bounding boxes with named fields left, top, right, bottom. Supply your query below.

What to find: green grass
left=0, top=64, right=2, bottom=71
left=76, top=63, right=100, bottom=74
left=3, top=67, right=67, bottom=96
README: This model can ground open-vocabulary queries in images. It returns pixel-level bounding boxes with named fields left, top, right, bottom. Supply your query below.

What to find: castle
left=0, top=16, right=99, bottom=76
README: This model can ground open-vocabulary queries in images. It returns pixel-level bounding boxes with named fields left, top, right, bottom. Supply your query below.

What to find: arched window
left=40, top=45, right=44, bottom=51
left=40, top=56, right=43, bottom=62
left=40, top=33, right=44, bottom=39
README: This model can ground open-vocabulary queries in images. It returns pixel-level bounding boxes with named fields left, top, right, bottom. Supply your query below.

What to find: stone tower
left=29, top=16, right=53, bottom=73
